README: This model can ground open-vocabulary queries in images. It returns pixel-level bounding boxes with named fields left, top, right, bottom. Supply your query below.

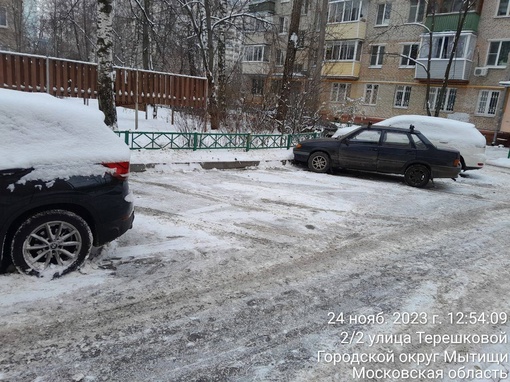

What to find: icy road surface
left=1, top=160, right=510, bottom=382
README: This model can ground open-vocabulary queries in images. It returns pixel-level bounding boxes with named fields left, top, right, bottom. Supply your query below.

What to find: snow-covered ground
left=1, top=99, right=510, bottom=381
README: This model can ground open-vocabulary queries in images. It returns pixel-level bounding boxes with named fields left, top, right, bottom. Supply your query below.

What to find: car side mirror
left=342, top=138, right=350, bottom=146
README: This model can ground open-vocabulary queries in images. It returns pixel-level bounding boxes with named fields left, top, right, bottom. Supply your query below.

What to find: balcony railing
left=415, top=58, right=473, bottom=81
left=425, top=12, right=480, bottom=32
left=322, top=61, right=361, bottom=79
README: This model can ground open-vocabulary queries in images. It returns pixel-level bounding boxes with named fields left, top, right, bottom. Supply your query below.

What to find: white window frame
left=327, top=0, right=362, bottom=23
left=400, top=43, right=419, bottom=67
left=497, top=0, right=510, bottom=16
left=330, top=83, right=351, bottom=102
left=408, top=0, right=425, bottom=23
left=486, top=40, right=510, bottom=67
left=370, top=45, right=385, bottom=67
left=376, top=2, right=392, bottom=26
left=0, top=6, right=7, bottom=28
left=364, top=84, right=379, bottom=105
left=244, top=45, right=267, bottom=62
left=325, top=40, right=361, bottom=61
left=476, top=90, right=500, bottom=116
left=394, top=85, right=412, bottom=108
left=429, top=87, right=457, bottom=112
left=419, top=34, right=469, bottom=59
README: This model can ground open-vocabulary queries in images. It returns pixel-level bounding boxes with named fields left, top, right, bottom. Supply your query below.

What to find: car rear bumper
left=95, top=207, right=134, bottom=246
left=431, top=165, right=462, bottom=179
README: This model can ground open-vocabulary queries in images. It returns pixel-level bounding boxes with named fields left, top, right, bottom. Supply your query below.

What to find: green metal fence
left=116, top=131, right=320, bottom=151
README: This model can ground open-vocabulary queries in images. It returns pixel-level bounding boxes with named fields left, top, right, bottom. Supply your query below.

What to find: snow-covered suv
left=0, top=89, right=134, bottom=277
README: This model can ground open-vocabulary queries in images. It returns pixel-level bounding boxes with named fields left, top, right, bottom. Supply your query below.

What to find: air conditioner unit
left=474, top=67, right=488, bottom=77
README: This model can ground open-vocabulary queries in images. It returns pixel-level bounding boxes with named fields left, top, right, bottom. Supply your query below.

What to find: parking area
left=1, top=156, right=510, bottom=381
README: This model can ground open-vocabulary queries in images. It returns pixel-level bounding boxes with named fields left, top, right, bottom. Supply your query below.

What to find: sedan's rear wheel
left=404, top=164, right=430, bottom=188
left=10, top=210, right=93, bottom=278
left=308, top=152, right=330, bottom=173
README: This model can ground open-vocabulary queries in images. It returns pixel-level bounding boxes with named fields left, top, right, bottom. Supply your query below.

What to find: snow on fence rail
left=116, top=131, right=320, bottom=151
left=0, top=51, right=207, bottom=109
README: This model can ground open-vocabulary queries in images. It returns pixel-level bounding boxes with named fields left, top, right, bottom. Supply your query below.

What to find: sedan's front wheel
left=308, top=152, right=331, bottom=173
left=404, top=164, right=430, bottom=188
left=10, top=210, right=93, bottom=278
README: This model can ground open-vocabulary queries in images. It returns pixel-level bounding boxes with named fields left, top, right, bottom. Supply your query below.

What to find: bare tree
left=274, top=0, right=304, bottom=131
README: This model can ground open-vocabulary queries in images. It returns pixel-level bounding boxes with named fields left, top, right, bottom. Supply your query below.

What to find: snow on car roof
left=375, top=115, right=486, bottom=146
left=0, top=89, right=130, bottom=173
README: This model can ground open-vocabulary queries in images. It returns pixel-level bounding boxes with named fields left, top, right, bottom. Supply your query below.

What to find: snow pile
left=0, top=89, right=130, bottom=175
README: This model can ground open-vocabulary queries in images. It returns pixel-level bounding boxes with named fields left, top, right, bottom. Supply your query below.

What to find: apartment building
left=0, top=0, right=20, bottom=51
left=242, top=0, right=510, bottom=138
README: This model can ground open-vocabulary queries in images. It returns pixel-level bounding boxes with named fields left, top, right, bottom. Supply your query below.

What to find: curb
left=131, top=160, right=290, bottom=172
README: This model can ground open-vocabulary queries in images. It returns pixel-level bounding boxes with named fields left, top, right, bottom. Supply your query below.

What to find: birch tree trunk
left=97, top=0, right=118, bottom=129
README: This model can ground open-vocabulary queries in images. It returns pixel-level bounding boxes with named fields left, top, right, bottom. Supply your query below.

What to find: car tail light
left=103, top=161, right=130, bottom=179
left=453, top=159, right=461, bottom=167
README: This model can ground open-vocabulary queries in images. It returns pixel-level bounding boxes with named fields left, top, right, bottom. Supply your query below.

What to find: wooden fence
left=0, top=51, right=207, bottom=109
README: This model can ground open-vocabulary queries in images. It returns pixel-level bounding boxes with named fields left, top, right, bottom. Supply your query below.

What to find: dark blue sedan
left=293, top=124, right=462, bottom=188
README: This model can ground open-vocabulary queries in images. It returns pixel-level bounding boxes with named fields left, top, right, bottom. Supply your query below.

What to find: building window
left=331, top=83, right=351, bottom=102
left=251, top=78, right=264, bottom=95
left=408, top=0, right=425, bottom=22
left=429, top=87, right=457, bottom=111
left=297, top=31, right=306, bottom=48
left=487, top=41, right=510, bottom=67
left=438, top=0, right=465, bottom=13
left=327, top=0, right=361, bottom=23
left=0, top=7, right=7, bottom=27
left=279, top=17, right=288, bottom=34
left=245, top=16, right=269, bottom=32
left=394, top=85, right=412, bottom=108
left=476, top=90, right=500, bottom=116
left=325, top=40, right=362, bottom=61
left=244, top=45, right=268, bottom=62
left=400, top=44, right=419, bottom=67
left=302, top=0, right=310, bottom=14
left=276, top=49, right=285, bottom=66
left=498, top=0, right=510, bottom=16
left=364, top=84, right=379, bottom=105
left=370, top=45, right=385, bottom=67
left=376, top=3, right=392, bottom=25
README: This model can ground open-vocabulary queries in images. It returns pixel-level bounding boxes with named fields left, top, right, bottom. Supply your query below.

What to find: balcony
left=424, top=12, right=480, bottom=32
left=248, top=0, right=275, bottom=14
left=321, top=62, right=361, bottom=79
left=414, top=58, right=472, bottom=81
left=326, top=21, right=367, bottom=40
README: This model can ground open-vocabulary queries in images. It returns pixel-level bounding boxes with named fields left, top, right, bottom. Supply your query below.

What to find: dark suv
left=293, top=124, right=462, bottom=187
left=0, top=89, right=134, bottom=277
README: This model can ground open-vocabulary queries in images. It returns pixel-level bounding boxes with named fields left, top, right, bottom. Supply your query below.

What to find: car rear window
left=410, top=134, right=428, bottom=150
